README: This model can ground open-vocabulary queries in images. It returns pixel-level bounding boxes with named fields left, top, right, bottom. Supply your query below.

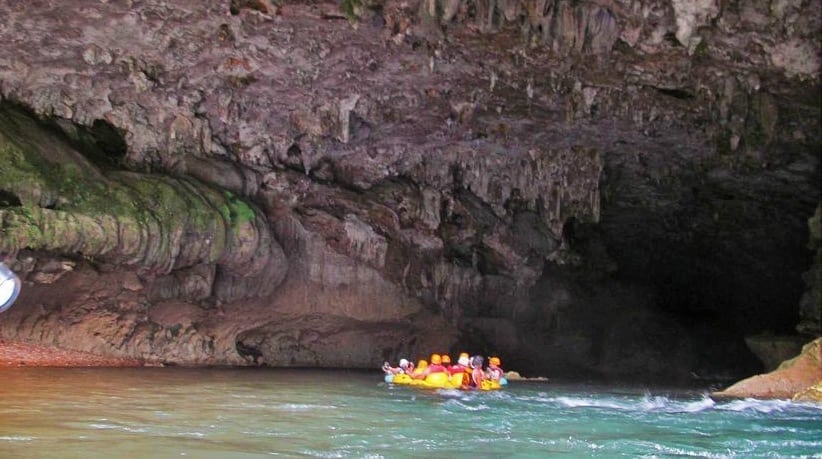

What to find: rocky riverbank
left=0, top=338, right=143, bottom=367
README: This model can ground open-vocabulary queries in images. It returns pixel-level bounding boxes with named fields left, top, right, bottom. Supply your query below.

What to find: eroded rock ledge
left=1, top=105, right=287, bottom=302
left=713, top=338, right=822, bottom=401
left=0, top=0, right=818, bottom=381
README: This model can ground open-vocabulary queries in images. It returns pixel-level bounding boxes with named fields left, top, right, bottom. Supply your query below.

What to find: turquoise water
left=0, top=368, right=819, bottom=458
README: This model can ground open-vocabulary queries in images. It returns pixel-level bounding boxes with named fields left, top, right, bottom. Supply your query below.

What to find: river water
left=0, top=368, right=819, bottom=458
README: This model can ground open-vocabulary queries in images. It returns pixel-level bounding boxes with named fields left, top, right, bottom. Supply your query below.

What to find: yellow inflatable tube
left=421, top=371, right=459, bottom=389
left=392, top=373, right=413, bottom=385
left=386, top=371, right=501, bottom=391
left=481, top=379, right=501, bottom=391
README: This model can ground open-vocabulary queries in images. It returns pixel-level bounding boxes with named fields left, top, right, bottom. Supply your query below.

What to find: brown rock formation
left=713, top=338, right=822, bottom=400
left=0, top=338, right=143, bottom=367
left=0, top=0, right=818, bottom=380
left=793, top=381, right=822, bottom=402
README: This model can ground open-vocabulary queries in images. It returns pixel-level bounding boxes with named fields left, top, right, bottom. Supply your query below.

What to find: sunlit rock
left=713, top=338, right=822, bottom=400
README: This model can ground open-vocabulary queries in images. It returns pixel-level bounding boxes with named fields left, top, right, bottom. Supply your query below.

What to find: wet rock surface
left=0, top=0, right=819, bottom=381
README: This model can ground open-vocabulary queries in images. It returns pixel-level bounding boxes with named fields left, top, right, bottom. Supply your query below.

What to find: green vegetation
left=220, top=190, right=256, bottom=228
left=0, top=106, right=264, bottom=274
left=227, top=74, right=258, bottom=88
left=693, top=40, right=709, bottom=60
left=341, top=0, right=362, bottom=21
left=340, top=0, right=382, bottom=22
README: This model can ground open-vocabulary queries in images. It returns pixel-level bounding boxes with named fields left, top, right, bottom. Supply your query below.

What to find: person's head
left=416, top=359, right=428, bottom=370
left=430, top=354, right=442, bottom=365
left=489, top=356, right=501, bottom=367
left=471, top=355, right=484, bottom=368
left=458, top=352, right=470, bottom=366
left=399, top=358, right=409, bottom=369
left=441, top=354, right=451, bottom=365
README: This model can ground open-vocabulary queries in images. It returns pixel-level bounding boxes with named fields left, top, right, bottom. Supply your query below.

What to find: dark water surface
left=0, top=368, right=819, bottom=458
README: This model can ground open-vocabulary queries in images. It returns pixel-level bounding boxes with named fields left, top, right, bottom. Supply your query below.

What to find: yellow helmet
left=489, top=356, right=501, bottom=366
left=441, top=354, right=451, bottom=364
left=459, top=352, right=469, bottom=359
left=416, top=359, right=428, bottom=370
left=430, top=354, right=442, bottom=365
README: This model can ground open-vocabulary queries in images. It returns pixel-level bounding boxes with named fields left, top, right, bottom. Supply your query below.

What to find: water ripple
left=0, top=368, right=820, bottom=458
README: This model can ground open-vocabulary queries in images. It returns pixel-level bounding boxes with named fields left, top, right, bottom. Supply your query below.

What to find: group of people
left=382, top=352, right=504, bottom=389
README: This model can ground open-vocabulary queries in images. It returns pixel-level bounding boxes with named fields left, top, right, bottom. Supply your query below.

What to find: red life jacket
left=448, top=364, right=467, bottom=375
left=427, top=363, right=446, bottom=373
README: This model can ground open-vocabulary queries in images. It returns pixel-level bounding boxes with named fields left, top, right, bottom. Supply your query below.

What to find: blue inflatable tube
left=384, top=374, right=394, bottom=384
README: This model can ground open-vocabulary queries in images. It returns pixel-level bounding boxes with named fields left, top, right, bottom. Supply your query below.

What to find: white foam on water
left=123, top=426, right=149, bottom=433
left=89, top=422, right=119, bottom=430
left=638, top=441, right=736, bottom=458
left=549, top=392, right=724, bottom=416
left=676, top=395, right=716, bottom=413
left=555, top=396, right=637, bottom=410
left=0, top=436, right=36, bottom=442
left=553, top=394, right=671, bottom=411
left=300, top=449, right=345, bottom=458
left=638, top=394, right=669, bottom=410
left=434, top=388, right=462, bottom=398
left=717, top=398, right=794, bottom=413
left=441, top=398, right=490, bottom=412
left=562, top=435, right=610, bottom=453
left=275, top=403, right=338, bottom=411
left=236, top=402, right=270, bottom=409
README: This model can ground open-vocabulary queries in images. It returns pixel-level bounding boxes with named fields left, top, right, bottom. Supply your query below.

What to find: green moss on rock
left=0, top=104, right=274, bottom=282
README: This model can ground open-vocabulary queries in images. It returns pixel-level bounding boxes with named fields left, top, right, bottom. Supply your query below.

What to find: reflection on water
left=0, top=368, right=820, bottom=458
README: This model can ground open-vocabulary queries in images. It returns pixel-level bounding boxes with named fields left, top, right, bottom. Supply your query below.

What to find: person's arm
left=383, top=362, right=402, bottom=375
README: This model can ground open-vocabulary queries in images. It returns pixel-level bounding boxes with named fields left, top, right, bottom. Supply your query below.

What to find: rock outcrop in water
left=713, top=337, right=822, bottom=400
left=0, top=0, right=819, bottom=380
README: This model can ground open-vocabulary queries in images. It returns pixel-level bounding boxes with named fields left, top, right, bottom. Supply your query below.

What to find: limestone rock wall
left=0, top=0, right=818, bottom=380
left=0, top=105, right=287, bottom=302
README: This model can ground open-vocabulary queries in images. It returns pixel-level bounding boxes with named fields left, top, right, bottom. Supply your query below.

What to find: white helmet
left=399, top=358, right=409, bottom=368
left=458, top=356, right=470, bottom=366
